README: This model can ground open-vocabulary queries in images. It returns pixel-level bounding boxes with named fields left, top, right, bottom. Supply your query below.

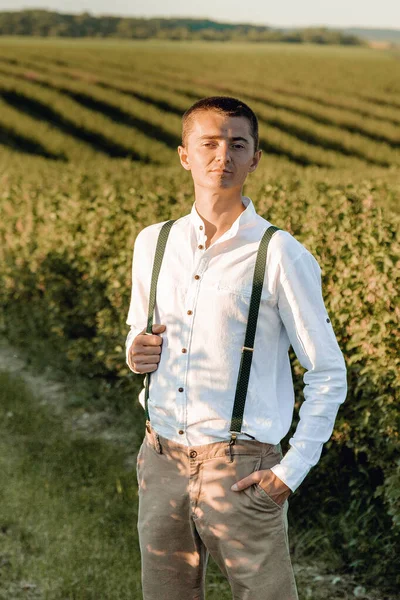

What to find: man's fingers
left=139, top=333, right=163, bottom=346
left=133, top=344, right=162, bottom=355
left=231, top=473, right=259, bottom=492
left=132, top=363, right=158, bottom=374
left=139, top=324, right=166, bottom=344
left=129, top=324, right=166, bottom=374
left=131, top=353, right=160, bottom=364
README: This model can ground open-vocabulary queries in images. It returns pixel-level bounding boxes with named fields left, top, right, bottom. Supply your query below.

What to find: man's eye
left=203, top=143, right=244, bottom=148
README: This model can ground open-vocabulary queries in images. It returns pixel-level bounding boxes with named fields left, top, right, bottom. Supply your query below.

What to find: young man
left=125, top=96, right=347, bottom=600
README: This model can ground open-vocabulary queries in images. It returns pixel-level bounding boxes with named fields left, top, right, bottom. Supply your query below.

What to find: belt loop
left=145, top=420, right=162, bottom=454
left=275, top=442, right=282, bottom=459
left=153, top=431, right=162, bottom=454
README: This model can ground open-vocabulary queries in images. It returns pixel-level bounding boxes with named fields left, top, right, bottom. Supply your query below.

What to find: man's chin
left=194, top=178, right=238, bottom=191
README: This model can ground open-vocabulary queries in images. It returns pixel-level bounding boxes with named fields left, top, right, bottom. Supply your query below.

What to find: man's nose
left=216, top=144, right=232, bottom=162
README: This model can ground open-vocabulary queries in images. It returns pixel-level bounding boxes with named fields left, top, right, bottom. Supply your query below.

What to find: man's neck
left=194, top=191, right=246, bottom=247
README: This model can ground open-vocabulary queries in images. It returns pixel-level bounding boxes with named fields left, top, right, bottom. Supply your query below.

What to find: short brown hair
left=181, top=96, right=259, bottom=153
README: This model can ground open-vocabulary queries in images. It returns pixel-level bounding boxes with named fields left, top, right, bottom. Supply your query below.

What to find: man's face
left=178, top=110, right=262, bottom=192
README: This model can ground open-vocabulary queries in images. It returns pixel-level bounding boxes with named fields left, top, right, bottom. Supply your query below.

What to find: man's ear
left=177, top=145, right=191, bottom=171
left=248, top=149, right=262, bottom=173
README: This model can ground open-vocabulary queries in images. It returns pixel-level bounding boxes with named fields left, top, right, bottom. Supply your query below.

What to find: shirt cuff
left=270, top=448, right=313, bottom=492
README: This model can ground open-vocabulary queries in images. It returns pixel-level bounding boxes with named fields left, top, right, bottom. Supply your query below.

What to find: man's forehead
left=190, top=113, right=251, bottom=140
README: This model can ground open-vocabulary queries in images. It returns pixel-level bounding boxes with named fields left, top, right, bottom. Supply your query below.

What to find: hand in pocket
left=231, top=468, right=291, bottom=507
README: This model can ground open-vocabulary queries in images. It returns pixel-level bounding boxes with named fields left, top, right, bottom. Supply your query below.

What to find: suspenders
left=143, top=219, right=176, bottom=422
left=143, top=219, right=280, bottom=450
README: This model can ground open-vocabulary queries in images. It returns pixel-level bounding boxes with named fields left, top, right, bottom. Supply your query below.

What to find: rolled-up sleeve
left=270, top=250, right=347, bottom=492
left=125, top=231, right=148, bottom=373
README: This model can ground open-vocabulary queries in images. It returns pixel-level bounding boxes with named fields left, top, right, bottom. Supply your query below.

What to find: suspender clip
left=228, top=432, right=238, bottom=462
left=241, top=346, right=254, bottom=353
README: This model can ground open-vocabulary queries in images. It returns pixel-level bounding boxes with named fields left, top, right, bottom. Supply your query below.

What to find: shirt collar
left=190, top=196, right=256, bottom=241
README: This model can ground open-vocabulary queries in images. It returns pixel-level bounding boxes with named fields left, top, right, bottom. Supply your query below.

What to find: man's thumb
left=152, top=323, right=166, bottom=333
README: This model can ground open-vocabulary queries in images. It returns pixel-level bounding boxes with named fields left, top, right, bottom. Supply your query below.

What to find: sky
left=0, top=0, right=399, bottom=30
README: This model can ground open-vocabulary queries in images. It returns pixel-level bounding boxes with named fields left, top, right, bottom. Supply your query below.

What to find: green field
left=0, top=38, right=399, bottom=598
left=0, top=38, right=400, bottom=174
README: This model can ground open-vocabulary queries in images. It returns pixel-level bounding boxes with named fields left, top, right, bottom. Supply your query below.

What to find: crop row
left=139, top=50, right=400, bottom=111
left=139, top=63, right=400, bottom=129
left=148, top=74, right=400, bottom=166
left=219, top=82, right=400, bottom=144
left=139, top=66, right=400, bottom=148
left=116, top=72, right=400, bottom=167
left=358, top=91, right=400, bottom=110
left=57, top=59, right=400, bottom=166
left=0, top=63, right=183, bottom=149
left=99, top=77, right=373, bottom=169
left=112, top=51, right=400, bottom=114
left=0, top=60, right=352, bottom=168
left=2, top=51, right=400, bottom=130
left=0, top=96, right=67, bottom=160
left=0, top=52, right=399, bottom=170
left=0, top=73, right=176, bottom=164
left=269, top=82, right=400, bottom=127
left=15, top=58, right=399, bottom=168
left=212, top=84, right=400, bottom=166
left=0, top=64, right=370, bottom=169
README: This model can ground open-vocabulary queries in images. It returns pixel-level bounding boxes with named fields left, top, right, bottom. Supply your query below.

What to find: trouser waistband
left=144, top=420, right=282, bottom=463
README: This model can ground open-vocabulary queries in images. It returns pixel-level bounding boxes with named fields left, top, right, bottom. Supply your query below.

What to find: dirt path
left=0, top=337, right=136, bottom=453
left=0, top=337, right=397, bottom=600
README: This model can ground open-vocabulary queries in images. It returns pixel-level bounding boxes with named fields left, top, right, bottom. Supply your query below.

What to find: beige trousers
left=136, top=423, right=299, bottom=600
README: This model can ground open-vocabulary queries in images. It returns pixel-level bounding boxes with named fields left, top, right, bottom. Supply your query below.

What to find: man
left=125, top=96, right=347, bottom=600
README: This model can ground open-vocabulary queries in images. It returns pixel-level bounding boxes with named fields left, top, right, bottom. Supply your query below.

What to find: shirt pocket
left=217, top=283, right=252, bottom=298
left=217, top=281, right=274, bottom=304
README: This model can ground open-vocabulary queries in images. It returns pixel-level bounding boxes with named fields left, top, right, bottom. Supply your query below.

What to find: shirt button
left=326, top=318, right=331, bottom=323
left=190, top=450, right=197, bottom=458
left=182, top=348, right=187, bottom=353
left=178, top=430, right=184, bottom=435
left=178, top=387, right=184, bottom=392
left=194, top=275, right=200, bottom=280
left=187, top=310, right=193, bottom=315
left=198, top=244, right=204, bottom=250
left=199, top=226, right=203, bottom=230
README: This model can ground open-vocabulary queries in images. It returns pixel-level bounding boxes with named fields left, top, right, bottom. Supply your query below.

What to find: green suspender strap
left=144, top=219, right=176, bottom=424
left=228, top=225, right=281, bottom=450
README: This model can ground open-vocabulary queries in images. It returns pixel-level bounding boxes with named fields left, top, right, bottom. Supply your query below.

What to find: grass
left=0, top=369, right=143, bottom=599
left=0, top=344, right=397, bottom=600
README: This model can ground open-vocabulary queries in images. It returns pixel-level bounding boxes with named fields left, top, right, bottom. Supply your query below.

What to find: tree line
left=0, top=10, right=364, bottom=44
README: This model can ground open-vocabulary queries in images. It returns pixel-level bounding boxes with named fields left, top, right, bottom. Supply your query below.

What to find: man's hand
left=231, top=468, right=291, bottom=506
left=128, top=324, right=166, bottom=374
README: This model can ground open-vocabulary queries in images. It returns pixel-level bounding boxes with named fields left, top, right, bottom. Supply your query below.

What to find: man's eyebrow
left=198, top=135, right=249, bottom=143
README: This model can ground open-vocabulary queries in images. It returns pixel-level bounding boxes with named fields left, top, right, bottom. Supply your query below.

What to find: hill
left=0, top=9, right=364, bottom=44
left=342, top=27, right=400, bottom=44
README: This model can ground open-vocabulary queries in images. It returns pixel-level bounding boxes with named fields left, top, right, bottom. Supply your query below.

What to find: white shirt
left=125, top=196, right=347, bottom=491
